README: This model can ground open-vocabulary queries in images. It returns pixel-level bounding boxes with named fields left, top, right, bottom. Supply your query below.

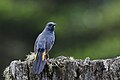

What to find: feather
left=32, top=50, right=46, bottom=74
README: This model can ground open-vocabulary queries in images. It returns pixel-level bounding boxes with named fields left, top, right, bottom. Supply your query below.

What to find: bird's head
left=45, top=22, right=56, bottom=32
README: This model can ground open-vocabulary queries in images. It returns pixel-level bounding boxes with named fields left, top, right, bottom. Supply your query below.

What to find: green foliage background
left=0, top=0, right=120, bottom=79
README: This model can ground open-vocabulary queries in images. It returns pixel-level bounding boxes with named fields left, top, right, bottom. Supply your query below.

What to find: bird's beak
left=54, top=23, right=56, bottom=26
left=53, top=23, right=56, bottom=28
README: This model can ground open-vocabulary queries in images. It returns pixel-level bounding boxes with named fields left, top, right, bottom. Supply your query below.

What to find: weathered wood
left=3, top=53, right=120, bottom=80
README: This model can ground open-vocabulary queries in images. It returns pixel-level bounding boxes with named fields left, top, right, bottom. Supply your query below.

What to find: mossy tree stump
left=3, top=54, right=120, bottom=80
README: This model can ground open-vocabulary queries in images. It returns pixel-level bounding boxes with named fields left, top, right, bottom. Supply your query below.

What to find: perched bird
left=32, top=22, right=56, bottom=74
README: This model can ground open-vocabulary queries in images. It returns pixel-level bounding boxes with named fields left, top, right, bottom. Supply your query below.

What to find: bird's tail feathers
left=32, top=50, right=46, bottom=74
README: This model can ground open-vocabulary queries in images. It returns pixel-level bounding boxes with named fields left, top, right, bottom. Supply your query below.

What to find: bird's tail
left=32, top=50, right=46, bottom=74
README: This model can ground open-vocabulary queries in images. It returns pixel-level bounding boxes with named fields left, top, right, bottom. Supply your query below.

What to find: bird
left=32, top=22, right=56, bottom=74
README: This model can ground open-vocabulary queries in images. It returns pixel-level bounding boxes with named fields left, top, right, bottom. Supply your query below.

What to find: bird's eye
left=48, top=24, right=53, bottom=26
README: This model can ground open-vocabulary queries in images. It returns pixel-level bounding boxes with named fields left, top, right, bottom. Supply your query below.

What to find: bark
left=3, top=53, right=120, bottom=80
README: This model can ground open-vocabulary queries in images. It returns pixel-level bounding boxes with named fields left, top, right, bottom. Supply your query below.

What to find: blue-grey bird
left=32, top=22, right=56, bottom=74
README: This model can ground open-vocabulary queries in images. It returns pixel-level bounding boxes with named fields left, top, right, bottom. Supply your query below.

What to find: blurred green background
left=1, top=0, right=120, bottom=79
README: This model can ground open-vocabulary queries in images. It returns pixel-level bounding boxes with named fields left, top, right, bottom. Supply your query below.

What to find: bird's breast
left=46, top=35, right=55, bottom=53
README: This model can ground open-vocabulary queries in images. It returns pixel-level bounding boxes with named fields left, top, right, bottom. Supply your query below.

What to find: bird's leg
left=46, top=53, right=49, bottom=66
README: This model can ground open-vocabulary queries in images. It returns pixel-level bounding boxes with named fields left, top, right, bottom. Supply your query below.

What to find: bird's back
left=34, top=31, right=55, bottom=53
left=34, top=33, right=45, bottom=53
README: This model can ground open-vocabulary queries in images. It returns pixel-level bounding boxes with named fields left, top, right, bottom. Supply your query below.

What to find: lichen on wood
left=3, top=53, right=120, bottom=80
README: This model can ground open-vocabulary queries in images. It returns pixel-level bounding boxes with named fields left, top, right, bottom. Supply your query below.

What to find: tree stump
left=3, top=53, right=120, bottom=80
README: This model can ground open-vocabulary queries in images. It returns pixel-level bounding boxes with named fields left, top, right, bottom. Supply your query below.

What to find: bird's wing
left=34, top=38, right=46, bottom=61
